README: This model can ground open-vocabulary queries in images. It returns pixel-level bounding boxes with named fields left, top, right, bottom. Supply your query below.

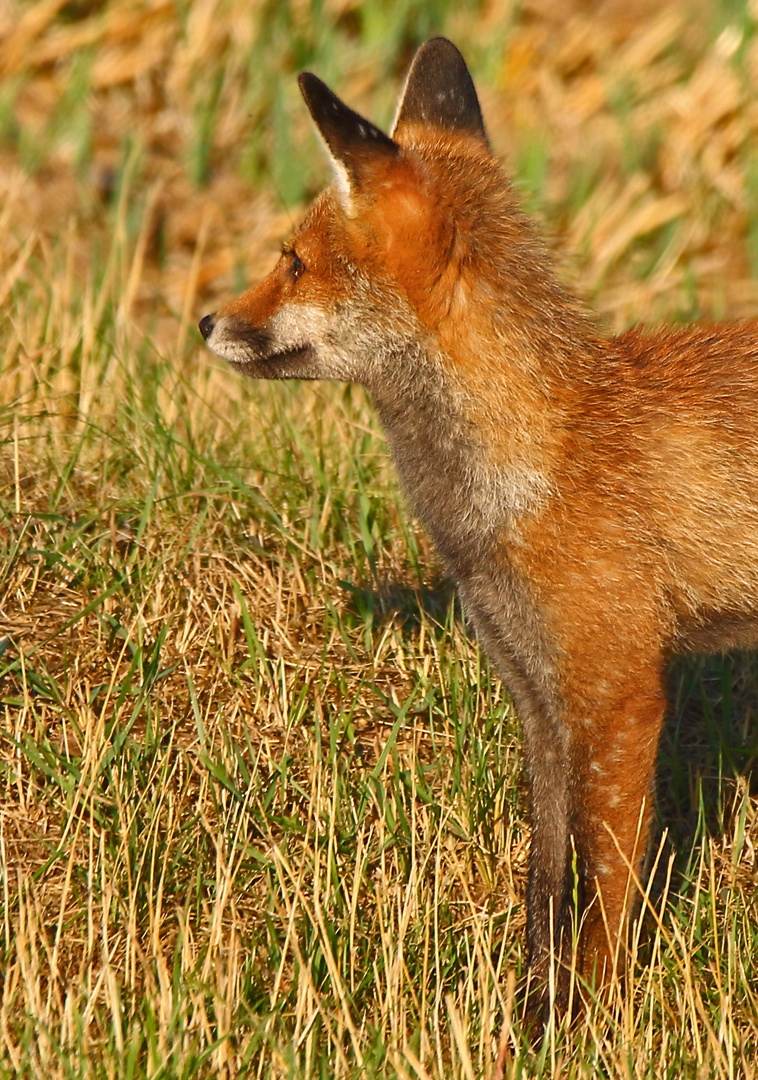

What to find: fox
left=199, top=38, right=758, bottom=1019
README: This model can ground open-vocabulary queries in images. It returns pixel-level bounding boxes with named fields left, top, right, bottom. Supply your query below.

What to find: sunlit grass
left=1, top=0, right=757, bottom=1075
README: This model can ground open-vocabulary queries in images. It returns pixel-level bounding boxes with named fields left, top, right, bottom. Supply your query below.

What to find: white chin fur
left=204, top=323, right=250, bottom=364
left=206, top=303, right=336, bottom=372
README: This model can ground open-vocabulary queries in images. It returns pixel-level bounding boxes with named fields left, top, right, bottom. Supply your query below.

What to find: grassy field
left=1, top=0, right=758, bottom=1075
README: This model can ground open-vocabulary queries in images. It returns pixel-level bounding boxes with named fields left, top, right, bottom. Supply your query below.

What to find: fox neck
left=366, top=339, right=561, bottom=569
left=362, top=257, right=607, bottom=567
left=360, top=198, right=602, bottom=562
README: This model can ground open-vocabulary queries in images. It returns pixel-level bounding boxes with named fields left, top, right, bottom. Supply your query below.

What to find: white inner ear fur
left=390, top=69, right=413, bottom=138
left=309, top=125, right=356, bottom=217
left=329, top=156, right=355, bottom=217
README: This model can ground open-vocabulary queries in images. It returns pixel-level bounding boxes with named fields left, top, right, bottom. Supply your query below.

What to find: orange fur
left=199, top=39, right=758, bottom=1026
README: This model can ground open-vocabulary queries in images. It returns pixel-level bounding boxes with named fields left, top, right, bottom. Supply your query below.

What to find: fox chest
left=377, top=404, right=535, bottom=548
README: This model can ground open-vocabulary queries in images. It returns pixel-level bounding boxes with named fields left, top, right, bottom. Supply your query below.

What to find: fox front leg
left=518, top=655, right=666, bottom=1020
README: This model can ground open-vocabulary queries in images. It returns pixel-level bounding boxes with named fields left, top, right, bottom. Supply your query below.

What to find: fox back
left=200, top=38, right=758, bottom=1020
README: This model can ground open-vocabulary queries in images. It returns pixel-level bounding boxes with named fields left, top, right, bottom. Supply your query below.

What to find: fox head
left=198, top=39, right=521, bottom=390
left=199, top=39, right=596, bottom=534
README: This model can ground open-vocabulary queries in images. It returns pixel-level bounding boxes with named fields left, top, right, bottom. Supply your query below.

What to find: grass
left=1, top=0, right=758, bottom=1075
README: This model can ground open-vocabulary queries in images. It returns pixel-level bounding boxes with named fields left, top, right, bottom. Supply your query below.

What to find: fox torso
left=200, top=39, right=758, bottom=1019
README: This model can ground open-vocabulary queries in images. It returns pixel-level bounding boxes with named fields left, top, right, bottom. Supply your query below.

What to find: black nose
left=199, top=314, right=215, bottom=340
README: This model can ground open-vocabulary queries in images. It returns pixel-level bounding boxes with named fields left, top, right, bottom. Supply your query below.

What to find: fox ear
left=298, top=73, right=399, bottom=211
left=392, top=37, right=488, bottom=147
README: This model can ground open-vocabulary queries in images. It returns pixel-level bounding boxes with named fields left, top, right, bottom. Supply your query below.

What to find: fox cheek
left=265, top=303, right=352, bottom=379
left=268, top=303, right=330, bottom=349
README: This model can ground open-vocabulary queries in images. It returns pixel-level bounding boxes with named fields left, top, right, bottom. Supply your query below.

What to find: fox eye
left=291, top=253, right=306, bottom=280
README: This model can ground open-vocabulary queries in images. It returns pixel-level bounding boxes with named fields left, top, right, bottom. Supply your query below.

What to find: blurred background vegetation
left=5, top=0, right=758, bottom=341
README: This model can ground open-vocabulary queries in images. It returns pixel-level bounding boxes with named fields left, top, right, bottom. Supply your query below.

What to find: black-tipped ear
left=298, top=72, right=399, bottom=188
left=392, top=38, right=488, bottom=146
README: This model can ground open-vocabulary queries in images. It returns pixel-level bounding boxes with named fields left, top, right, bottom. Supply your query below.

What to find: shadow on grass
left=640, top=653, right=758, bottom=941
left=662, top=653, right=758, bottom=842
left=339, top=574, right=458, bottom=629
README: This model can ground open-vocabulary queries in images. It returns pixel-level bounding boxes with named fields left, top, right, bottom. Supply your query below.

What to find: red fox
left=199, top=38, right=758, bottom=1018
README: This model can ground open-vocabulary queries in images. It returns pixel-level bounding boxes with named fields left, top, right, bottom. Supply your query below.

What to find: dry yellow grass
left=1, top=0, right=757, bottom=1076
